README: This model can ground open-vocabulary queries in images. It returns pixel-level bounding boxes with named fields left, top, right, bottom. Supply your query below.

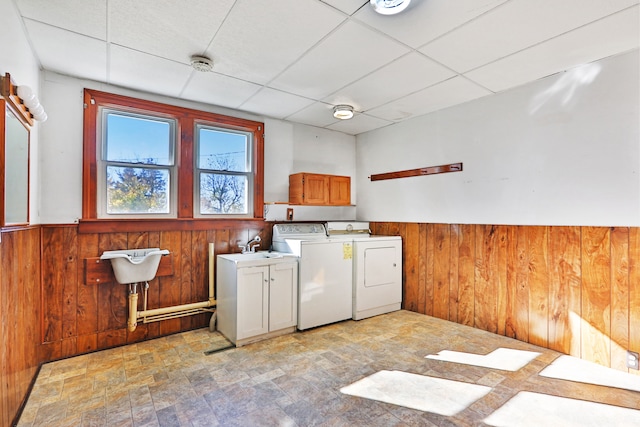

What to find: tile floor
left=17, top=310, right=640, bottom=426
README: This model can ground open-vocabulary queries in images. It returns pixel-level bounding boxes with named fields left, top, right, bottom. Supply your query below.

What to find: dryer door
left=354, top=238, right=402, bottom=320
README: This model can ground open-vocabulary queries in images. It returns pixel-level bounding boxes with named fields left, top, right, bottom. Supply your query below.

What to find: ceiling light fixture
left=333, top=105, right=354, bottom=120
left=190, top=55, right=214, bottom=72
left=370, top=0, right=411, bottom=15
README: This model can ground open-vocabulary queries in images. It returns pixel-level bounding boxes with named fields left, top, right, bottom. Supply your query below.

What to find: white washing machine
left=272, top=223, right=353, bottom=330
left=325, top=222, right=402, bottom=320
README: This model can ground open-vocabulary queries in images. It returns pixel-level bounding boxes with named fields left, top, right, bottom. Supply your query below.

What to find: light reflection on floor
left=341, top=346, right=640, bottom=425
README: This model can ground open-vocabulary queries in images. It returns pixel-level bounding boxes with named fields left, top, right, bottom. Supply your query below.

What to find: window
left=100, top=110, right=175, bottom=217
left=82, top=89, right=264, bottom=223
left=196, top=125, right=252, bottom=216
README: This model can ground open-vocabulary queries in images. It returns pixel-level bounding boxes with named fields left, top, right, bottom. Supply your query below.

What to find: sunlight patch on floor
left=425, top=347, right=541, bottom=371
left=483, top=391, right=640, bottom=427
left=539, top=355, right=640, bottom=392
left=340, top=370, right=491, bottom=416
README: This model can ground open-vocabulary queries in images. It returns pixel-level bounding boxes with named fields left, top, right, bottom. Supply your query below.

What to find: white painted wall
left=356, top=50, right=640, bottom=227
left=38, top=72, right=356, bottom=224
left=1, top=0, right=42, bottom=224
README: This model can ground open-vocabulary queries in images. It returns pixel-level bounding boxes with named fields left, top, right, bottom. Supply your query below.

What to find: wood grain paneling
left=372, top=222, right=640, bottom=373
left=36, top=222, right=274, bottom=364
left=0, top=227, right=41, bottom=427
left=548, top=226, right=581, bottom=356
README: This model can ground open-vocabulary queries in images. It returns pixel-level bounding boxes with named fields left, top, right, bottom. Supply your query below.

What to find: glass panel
left=197, top=127, right=248, bottom=172
left=4, top=106, right=29, bottom=224
left=106, top=166, right=170, bottom=214
left=105, top=112, right=173, bottom=165
left=200, top=173, right=247, bottom=214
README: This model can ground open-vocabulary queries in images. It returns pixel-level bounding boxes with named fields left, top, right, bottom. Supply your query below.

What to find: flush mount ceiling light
left=190, top=55, right=214, bottom=72
left=333, top=105, right=354, bottom=120
left=370, top=0, right=411, bottom=15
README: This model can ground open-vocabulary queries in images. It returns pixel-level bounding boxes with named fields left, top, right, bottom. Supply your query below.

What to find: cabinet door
left=329, top=175, right=350, bottom=205
left=303, top=174, right=329, bottom=204
left=237, top=266, right=269, bottom=340
left=269, top=262, right=298, bottom=331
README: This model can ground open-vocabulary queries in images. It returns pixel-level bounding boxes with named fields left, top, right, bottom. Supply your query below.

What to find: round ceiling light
left=190, top=55, right=214, bottom=72
left=333, top=105, right=354, bottom=120
left=370, top=0, right=411, bottom=15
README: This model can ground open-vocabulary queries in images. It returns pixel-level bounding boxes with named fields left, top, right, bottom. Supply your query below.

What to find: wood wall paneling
left=371, top=222, right=639, bottom=373
left=629, top=227, right=640, bottom=376
left=1, top=227, right=41, bottom=427
left=581, top=227, right=612, bottom=366
left=548, top=226, right=581, bottom=357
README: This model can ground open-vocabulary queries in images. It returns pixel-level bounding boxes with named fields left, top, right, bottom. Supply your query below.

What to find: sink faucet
left=241, top=235, right=261, bottom=253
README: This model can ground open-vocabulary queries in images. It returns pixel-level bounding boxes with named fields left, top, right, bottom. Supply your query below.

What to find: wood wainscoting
left=0, top=227, right=41, bottom=427
left=39, top=223, right=273, bottom=361
left=371, top=222, right=640, bottom=374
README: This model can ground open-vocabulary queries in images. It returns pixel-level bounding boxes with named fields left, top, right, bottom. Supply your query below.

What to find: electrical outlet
left=627, top=350, right=639, bottom=370
left=286, top=208, right=294, bottom=221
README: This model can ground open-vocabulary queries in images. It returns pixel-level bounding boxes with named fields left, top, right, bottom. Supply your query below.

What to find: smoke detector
left=190, top=55, right=214, bottom=72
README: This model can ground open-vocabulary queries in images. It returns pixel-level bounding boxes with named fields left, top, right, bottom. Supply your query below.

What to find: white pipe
left=126, top=242, right=218, bottom=332
left=128, top=290, right=139, bottom=332
left=137, top=300, right=213, bottom=318
left=208, top=242, right=215, bottom=304
left=127, top=243, right=216, bottom=332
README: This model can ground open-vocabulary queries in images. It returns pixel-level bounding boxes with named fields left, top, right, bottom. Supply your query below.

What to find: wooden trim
left=82, top=89, right=265, bottom=221
left=0, top=73, right=34, bottom=126
left=82, top=90, right=98, bottom=218
left=370, top=162, right=462, bottom=181
left=77, top=218, right=266, bottom=234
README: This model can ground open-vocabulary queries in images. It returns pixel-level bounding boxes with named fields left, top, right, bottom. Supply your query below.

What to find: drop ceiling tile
left=367, top=76, right=491, bottom=121
left=270, top=20, right=410, bottom=99
left=181, top=71, right=262, bottom=109
left=323, top=52, right=457, bottom=111
left=320, top=0, right=368, bottom=15
left=208, top=0, right=346, bottom=85
left=23, top=19, right=107, bottom=81
left=420, top=0, right=639, bottom=73
left=240, top=88, right=315, bottom=119
left=285, top=102, right=341, bottom=127
left=109, top=0, right=231, bottom=63
left=465, top=6, right=640, bottom=93
left=17, top=0, right=107, bottom=39
left=109, top=45, right=193, bottom=98
left=353, top=0, right=508, bottom=49
left=327, top=113, right=393, bottom=135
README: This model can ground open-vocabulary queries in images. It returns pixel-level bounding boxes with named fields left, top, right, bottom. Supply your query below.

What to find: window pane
left=105, top=112, right=173, bottom=166
left=106, top=166, right=170, bottom=214
left=198, top=127, right=248, bottom=172
left=200, top=173, right=247, bottom=214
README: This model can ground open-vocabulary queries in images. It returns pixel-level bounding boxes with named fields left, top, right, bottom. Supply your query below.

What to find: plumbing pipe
left=126, top=242, right=217, bottom=332
left=128, top=283, right=139, bottom=332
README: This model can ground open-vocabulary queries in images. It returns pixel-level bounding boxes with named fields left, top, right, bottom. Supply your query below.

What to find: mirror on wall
left=2, top=100, right=30, bottom=225
left=1, top=73, right=34, bottom=227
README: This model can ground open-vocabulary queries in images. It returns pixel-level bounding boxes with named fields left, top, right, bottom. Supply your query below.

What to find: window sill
left=78, top=217, right=266, bottom=234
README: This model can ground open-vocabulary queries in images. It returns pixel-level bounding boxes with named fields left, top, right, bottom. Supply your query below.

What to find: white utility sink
left=100, top=248, right=169, bottom=284
left=218, top=251, right=295, bottom=267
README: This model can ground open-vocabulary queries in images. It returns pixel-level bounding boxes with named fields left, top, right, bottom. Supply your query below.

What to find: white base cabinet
left=217, top=255, right=298, bottom=347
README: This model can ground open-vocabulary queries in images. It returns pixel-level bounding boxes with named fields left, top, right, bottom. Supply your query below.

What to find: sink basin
left=218, top=251, right=295, bottom=267
left=100, top=248, right=170, bottom=284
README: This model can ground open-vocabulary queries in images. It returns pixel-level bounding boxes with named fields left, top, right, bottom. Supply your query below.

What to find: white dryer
left=325, top=222, right=402, bottom=320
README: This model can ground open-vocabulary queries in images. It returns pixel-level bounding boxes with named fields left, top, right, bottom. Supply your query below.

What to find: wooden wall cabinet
left=289, top=173, right=351, bottom=206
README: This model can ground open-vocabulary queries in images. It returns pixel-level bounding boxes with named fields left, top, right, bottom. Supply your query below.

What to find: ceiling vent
left=190, top=55, right=214, bottom=72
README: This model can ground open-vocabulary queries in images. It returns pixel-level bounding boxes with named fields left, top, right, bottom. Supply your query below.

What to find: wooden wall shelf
left=370, top=162, right=462, bottom=181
